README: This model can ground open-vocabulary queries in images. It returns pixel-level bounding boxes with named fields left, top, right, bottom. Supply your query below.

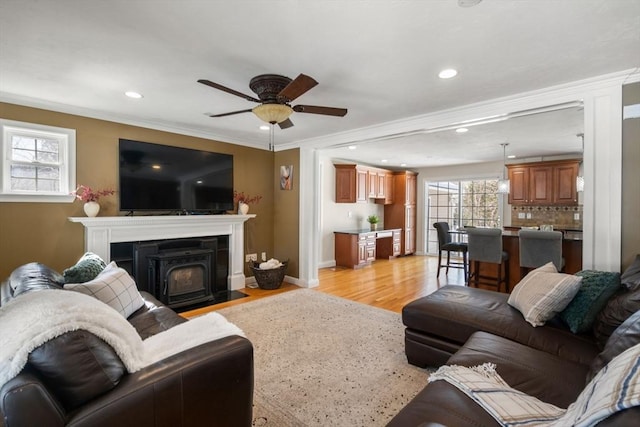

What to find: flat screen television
left=119, top=139, right=234, bottom=213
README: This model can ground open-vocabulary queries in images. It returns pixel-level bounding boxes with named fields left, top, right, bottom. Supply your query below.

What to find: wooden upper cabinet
left=356, top=168, right=368, bottom=203
left=528, top=165, right=553, bottom=204
left=368, top=170, right=378, bottom=198
left=508, top=166, right=529, bottom=204
left=336, top=164, right=395, bottom=204
left=335, top=164, right=368, bottom=203
left=553, top=162, right=579, bottom=204
left=507, top=160, right=580, bottom=206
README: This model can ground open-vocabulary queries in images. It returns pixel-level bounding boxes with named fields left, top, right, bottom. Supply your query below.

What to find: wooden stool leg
left=446, top=252, right=451, bottom=274
left=463, top=251, right=468, bottom=282
left=437, top=250, right=443, bottom=277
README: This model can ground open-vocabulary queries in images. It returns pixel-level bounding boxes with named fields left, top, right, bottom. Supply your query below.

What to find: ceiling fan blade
left=198, top=79, right=261, bottom=103
left=293, top=105, right=348, bottom=117
left=278, top=74, right=318, bottom=102
left=278, top=118, right=294, bottom=129
left=208, top=109, right=253, bottom=118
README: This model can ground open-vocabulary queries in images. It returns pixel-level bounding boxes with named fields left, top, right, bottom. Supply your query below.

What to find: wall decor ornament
left=280, top=165, right=293, bottom=190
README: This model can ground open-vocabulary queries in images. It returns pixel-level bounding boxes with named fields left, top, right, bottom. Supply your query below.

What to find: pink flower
left=71, top=185, right=115, bottom=203
left=233, top=190, right=262, bottom=205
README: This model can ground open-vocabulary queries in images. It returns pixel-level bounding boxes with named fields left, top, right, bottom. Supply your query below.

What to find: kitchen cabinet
left=335, top=164, right=393, bottom=204
left=334, top=229, right=401, bottom=269
left=384, top=171, right=417, bottom=255
left=507, top=160, right=580, bottom=206
left=553, top=161, right=579, bottom=204
left=335, top=164, right=368, bottom=203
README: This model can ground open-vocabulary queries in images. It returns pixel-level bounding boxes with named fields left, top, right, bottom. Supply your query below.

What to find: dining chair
left=466, top=227, right=510, bottom=293
left=518, top=229, right=564, bottom=278
left=433, top=222, right=468, bottom=279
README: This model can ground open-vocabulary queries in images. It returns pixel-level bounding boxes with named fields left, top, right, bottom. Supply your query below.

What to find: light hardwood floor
left=183, top=255, right=466, bottom=317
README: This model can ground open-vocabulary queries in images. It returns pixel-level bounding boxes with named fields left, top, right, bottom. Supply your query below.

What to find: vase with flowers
left=233, top=190, right=262, bottom=215
left=72, top=185, right=115, bottom=217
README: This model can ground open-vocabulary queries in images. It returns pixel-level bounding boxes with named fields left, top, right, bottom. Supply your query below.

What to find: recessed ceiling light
left=125, top=91, right=143, bottom=99
left=381, top=159, right=388, bottom=163
left=438, top=69, right=458, bottom=79
left=348, top=145, right=357, bottom=150
left=259, top=125, right=270, bottom=130
left=152, top=164, right=161, bottom=170
left=401, top=163, right=407, bottom=167
left=507, top=155, right=516, bottom=159
left=196, top=180, right=203, bottom=184
left=455, top=127, right=469, bottom=133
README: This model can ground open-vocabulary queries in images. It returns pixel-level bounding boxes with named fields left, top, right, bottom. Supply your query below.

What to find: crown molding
left=275, top=69, right=640, bottom=152
left=0, top=92, right=268, bottom=150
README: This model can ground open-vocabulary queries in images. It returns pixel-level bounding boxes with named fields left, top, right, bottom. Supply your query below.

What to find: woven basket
left=250, top=261, right=288, bottom=290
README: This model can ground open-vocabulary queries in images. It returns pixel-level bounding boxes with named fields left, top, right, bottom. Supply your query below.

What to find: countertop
left=334, top=228, right=401, bottom=235
left=501, top=229, right=582, bottom=241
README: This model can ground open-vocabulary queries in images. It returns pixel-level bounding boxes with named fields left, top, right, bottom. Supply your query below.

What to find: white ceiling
left=1, top=0, right=639, bottom=168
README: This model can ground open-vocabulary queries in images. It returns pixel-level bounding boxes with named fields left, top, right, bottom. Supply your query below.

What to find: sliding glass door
left=426, top=179, right=500, bottom=254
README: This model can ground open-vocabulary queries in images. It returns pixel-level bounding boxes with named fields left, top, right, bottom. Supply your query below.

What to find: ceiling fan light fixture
left=252, top=103, right=293, bottom=124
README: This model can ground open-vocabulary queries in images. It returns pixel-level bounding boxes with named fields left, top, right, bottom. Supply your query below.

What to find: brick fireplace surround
left=69, top=215, right=255, bottom=290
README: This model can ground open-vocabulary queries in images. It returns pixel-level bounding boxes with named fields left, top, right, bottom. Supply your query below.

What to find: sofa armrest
left=1, top=369, right=66, bottom=427
left=65, top=335, right=253, bottom=427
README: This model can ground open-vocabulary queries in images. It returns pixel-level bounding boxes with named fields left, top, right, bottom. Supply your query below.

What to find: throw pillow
left=63, top=252, right=107, bottom=284
left=27, top=330, right=125, bottom=411
left=621, top=254, right=640, bottom=292
left=592, top=287, right=640, bottom=349
left=4, top=263, right=64, bottom=303
left=65, top=262, right=144, bottom=318
left=559, top=270, right=621, bottom=334
left=508, top=262, right=583, bottom=327
left=554, top=342, right=640, bottom=427
left=587, top=309, right=640, bottom=382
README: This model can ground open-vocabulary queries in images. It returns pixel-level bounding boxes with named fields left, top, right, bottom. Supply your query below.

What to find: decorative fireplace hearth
left=69, top=215, right=255, bottom=311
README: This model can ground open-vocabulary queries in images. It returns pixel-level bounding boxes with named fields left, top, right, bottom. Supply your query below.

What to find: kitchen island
left=472, top=229, right=583, bottom=292
left=334, top=228, right=402, bottom=269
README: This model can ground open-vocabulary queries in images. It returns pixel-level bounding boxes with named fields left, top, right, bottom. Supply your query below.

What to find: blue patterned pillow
left=560, top=270, right=621, bottom=334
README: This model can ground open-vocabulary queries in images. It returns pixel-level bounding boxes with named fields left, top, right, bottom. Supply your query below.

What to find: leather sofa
left=0, top=264, right=254, bottom=427
left=389, top=284, right=640, bottom=426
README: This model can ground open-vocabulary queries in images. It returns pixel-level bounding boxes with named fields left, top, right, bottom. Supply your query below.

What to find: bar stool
left=433, top=222, right=468, bottom=279
left=518, top=229, right=564, bottom=279
left=466, top=227, right=510, bottom=293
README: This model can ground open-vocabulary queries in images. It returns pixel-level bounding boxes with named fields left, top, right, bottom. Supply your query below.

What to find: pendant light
left=497, top=143, right=510, bottom=194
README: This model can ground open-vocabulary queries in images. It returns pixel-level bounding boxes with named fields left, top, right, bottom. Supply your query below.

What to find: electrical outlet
left=526, top=213, right=532, bottom=219
left=574, top=213, right=580, bottom=220
left=261, top=252, right=267, bottom=261
left=245, top=253, right=257, bottom=262
left=348, top=211, right=352, bottom=218
left=518, top=212, right=525, bottom=219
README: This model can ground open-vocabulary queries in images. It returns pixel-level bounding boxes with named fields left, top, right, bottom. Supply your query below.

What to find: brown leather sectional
left=0, top=269, right=254, bottom=427
left=389, top=285, right=640, bottom=426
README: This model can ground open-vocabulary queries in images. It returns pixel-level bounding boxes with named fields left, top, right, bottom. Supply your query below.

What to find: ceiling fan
left=198, top=73, right=347, bottom=129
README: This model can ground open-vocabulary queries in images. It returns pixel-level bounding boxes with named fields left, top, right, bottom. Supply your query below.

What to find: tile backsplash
left=510, top=205, right=583, bottom=230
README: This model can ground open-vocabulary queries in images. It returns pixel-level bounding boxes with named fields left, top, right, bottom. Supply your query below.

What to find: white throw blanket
left=0, top=289, right=244, bottom=388
left=430, top=342, right=640, bottom=427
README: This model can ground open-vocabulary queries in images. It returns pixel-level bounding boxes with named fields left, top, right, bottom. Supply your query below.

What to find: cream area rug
left=216, top=289, right=430, bottom=427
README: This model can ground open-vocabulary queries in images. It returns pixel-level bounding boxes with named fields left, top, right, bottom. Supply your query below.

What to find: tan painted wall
left=622, top=82, right=640, bottom=270
left=273, top=149, right=300, bottom=277
left=0, top=102, right=280, bottom=279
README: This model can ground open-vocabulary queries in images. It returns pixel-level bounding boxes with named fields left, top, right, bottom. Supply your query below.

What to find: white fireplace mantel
left=69, top=215, right=255, bottom=290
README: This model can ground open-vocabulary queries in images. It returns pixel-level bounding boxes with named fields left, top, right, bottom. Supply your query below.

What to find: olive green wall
left=622, top=82, right=640, bottom=270
left=273, top=149, right=300, bottom=277
left=0, top=102, right=282, bottom=280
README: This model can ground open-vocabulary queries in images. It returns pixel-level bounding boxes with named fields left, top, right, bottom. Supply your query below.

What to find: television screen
left=119, top=139, right=234, bottom=213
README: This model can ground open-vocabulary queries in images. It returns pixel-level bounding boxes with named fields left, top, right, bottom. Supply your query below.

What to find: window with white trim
left=0, top=119, right=76, bottom=202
